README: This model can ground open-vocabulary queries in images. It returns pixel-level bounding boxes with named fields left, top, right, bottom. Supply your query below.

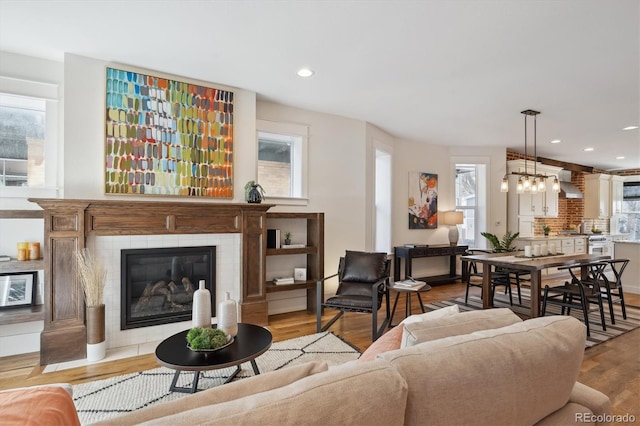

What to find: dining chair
left=541, top=262, right=608, bottom=337
left=464, top=249, right=521, bottom=306
left=589, top=259, right=629, bottom=324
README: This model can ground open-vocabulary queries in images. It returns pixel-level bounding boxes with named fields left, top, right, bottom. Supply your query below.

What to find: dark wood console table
left=393, top=244, right=468, bottom=285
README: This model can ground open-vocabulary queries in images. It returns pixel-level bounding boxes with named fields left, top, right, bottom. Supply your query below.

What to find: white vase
left=192, top=280, right=212, bottom=328
left=217, top=292, right=238, bottom=337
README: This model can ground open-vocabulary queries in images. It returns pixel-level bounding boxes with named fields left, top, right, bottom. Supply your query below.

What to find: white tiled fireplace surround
left=90, top=233, right=240, bottom=349
left=41, top=234, right=241, bottom=373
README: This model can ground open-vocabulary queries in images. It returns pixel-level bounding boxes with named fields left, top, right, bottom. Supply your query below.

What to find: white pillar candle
left=549, top=243, right=557, bottom=255
left=533, top=245, right=541, bottom=256
left=540, top=244, right=548, bottom=256
left=524, top=246, right=532, bottom=257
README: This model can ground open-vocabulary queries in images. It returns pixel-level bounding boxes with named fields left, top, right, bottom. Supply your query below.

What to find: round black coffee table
left=155, top=323, right=272, bottom=393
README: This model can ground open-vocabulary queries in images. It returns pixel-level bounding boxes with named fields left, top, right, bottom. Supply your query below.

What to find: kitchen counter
left=613, top=241, right=639, bottom=295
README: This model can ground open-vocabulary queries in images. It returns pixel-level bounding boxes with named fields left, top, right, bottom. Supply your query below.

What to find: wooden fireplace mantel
left=29, top=198, right=273, bottom=365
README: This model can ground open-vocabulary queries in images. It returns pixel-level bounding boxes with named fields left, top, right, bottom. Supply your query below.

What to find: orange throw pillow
left=358, top=325, right=404, bottom=362
left=0, top=386, right=80, bottom=426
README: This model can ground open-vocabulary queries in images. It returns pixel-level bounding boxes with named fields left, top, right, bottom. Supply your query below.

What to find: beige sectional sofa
left=100, top=308, right=611, bottom=426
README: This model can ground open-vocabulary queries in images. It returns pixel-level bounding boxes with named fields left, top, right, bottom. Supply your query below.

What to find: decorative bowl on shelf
left=591, top=229, right=603, bottom=234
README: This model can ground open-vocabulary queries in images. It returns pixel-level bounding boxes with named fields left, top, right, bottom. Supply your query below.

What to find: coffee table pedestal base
left=169, top=359, right=261, bottom=393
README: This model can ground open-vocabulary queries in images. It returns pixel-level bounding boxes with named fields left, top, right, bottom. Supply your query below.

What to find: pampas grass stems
left=75, top=248, right=106, bottom=307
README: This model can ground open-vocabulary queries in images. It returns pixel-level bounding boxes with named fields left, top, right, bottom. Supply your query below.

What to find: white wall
left=392, top=141, right=507, bottom=278
left=257, top=101, right=369, bottom=297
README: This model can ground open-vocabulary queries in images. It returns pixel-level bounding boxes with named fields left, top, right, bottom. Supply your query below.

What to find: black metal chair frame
left=589, top=259, right=629, bottom=324
left=316, top=257, right=391, bottom=341
left=464, top=249, right=492, bottom=303
left=542, top=262, right=608, bottom=337
left=465, top=249, right=522, bottom=306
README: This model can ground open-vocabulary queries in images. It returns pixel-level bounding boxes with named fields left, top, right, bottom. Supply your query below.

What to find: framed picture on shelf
left=0, top=272, right=37, bottom=308
left=294, top=268, right=307, bottom=281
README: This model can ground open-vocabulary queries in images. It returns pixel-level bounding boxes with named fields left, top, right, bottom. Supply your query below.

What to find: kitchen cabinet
left=584, top=174, right=611, bottom=218
left=507, top=160, right=561, bottom=235
left=610, top=175, right=624, bottom=216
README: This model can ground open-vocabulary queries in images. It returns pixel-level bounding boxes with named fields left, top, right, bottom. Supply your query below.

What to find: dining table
left=460, top=252, right=611, bottom=318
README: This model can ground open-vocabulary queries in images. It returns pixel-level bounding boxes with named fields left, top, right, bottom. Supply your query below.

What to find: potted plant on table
left=480, top=231, right=520, bottom=252
left=543, top=226, right=551, bottom=236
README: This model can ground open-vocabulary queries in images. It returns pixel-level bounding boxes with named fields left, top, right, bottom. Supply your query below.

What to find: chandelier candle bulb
left=192, top=280, right=212, bottom=328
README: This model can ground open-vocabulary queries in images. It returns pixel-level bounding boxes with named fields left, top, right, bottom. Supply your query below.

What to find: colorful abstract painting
left=408, top=171, right=438, bottom=229
left=105, top=67, right=233, bottom=197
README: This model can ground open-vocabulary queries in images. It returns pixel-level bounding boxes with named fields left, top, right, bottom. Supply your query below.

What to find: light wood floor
left=0, top=282, right=638, bottom=421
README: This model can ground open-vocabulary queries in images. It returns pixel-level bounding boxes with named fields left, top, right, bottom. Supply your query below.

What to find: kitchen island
left=613, top=241, right=640, bottom=294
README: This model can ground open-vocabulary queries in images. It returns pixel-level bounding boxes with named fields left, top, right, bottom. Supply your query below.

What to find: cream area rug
left=72, top=332, right=360, bottom=425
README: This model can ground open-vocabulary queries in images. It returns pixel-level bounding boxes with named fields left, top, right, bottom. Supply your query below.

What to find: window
left=621, top=181, right=640, bottom=240
left=256, top=120, right=308, bottom=202
left=454, top=163, right=488, bottom=247
left=0, top=76, right=59, bottom=197
left=374, top=147, right=392, bottom=253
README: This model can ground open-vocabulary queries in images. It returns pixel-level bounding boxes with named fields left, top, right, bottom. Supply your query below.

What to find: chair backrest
left=604, top=259, right=629, bottom=287
left=336, top=251, right=390, bottom=297
left=561, top=262, right=607, bottom=294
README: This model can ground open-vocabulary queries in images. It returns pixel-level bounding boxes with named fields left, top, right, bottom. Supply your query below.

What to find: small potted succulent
left=284, top=232, right=292, bottom=245
left=543, top=225, right=551, bottom=236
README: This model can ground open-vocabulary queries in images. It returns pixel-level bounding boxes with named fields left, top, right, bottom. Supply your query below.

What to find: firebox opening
left=121, top=246, right=216, bottom=330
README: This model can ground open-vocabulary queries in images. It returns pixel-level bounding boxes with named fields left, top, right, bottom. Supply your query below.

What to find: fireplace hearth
left=121, top=246, right=216, bottom=329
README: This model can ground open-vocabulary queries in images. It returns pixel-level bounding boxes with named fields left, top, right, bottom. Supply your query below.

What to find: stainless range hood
left=558, top=170, right=583, bottom=199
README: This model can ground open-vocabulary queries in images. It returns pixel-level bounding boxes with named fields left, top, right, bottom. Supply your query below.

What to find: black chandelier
left=501, top=109, right=560, bottom=194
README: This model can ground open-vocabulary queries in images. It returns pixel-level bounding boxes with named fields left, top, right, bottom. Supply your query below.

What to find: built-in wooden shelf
left=0, top=259, right=44, bottom=274
left=0, top=305, right=44, bottom=326
left=0, top=210, right=44, bottom=219
left=266, top=280, right=317, bottom=293
left=266, top=247, right=316, bottom=256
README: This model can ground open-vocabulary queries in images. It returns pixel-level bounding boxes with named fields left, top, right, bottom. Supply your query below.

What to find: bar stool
left=541, top=262, right=608, bottom=337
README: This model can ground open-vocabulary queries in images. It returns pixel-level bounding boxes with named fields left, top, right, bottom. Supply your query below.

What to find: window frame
left=452, top=160, right=489, bottom=249
left=0, top=76, right=60, bottom=199
left=256, top=119, right=308, bottom=205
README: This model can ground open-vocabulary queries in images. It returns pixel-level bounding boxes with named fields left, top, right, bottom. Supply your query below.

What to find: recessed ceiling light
left=550, top=139, right=561, bottom=144
left=616, top=156, right=625, bottom=160
left=583, top=147, right=594, bottom=152
left=297, top=68, right=314, bottom=78
left=623, top=126, right=639, bottom=130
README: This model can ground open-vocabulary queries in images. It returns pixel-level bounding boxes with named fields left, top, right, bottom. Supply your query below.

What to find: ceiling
left=1, top=0, right=638, bottom=171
